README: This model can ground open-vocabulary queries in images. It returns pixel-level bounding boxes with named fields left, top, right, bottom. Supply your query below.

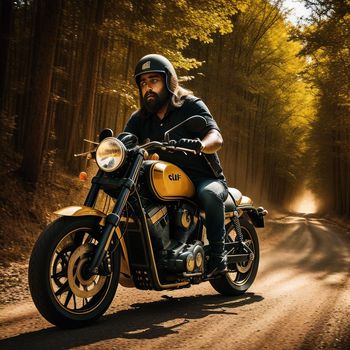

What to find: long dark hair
left=171, top=85, right=193, bottom=107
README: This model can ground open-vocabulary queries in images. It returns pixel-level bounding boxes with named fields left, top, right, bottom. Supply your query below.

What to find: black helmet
left=134, top=54, right=178, bottom=94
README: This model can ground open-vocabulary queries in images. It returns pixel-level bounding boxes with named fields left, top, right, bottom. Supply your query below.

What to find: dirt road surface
left=1, top=215, right=349, bottom=350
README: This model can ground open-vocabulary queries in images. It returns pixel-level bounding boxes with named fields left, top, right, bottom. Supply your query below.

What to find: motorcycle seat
left=225, top=187, right=254, bottom=212
left=225, top=188, right=242, bottom=212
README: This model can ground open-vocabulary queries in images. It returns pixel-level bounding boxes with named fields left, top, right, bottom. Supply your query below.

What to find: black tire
left=28, top=216, right=120, bottom=328
left=210, top=215, right=259, bottom=296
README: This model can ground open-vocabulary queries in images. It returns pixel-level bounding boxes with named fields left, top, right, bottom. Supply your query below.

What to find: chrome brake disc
left=67, top=243, right=106, bottom=298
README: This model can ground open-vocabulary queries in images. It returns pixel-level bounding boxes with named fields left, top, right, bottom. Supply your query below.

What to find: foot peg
left=206, top=252, right=228, bottom=278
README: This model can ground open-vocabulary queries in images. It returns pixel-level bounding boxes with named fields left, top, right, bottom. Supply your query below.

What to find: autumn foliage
left=0, top=0, right=349, bottom=219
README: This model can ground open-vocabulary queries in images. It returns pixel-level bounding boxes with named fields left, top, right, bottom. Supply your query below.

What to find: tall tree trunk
left=81, top=0, right=105, bottom=147
left=0, top=0, right=12, bottom=111
left=21, top=0, right=62, bottom=183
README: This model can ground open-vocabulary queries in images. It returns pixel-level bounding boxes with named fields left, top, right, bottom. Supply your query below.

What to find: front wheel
left=28, top=216, right=120, bottom=328
left=210, top=215, right=260, bottom=296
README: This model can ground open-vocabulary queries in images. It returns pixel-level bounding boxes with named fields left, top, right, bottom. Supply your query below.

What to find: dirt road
left=1, top=215, right=349, bottom=350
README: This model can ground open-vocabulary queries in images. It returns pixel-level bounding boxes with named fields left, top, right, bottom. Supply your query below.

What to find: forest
left=0, top=0, right=349, bottom=259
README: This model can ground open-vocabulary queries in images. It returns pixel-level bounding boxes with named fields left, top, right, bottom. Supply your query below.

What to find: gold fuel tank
left=145, top=161, right=195, bottom=200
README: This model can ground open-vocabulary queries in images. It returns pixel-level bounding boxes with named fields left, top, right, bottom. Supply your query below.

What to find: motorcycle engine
left=144, top=200, right=204, bottom=275
left=161, top=203, right=204, bottom=274
left=163, top=240, right=205, bottom=274
left=171, top=203, right=198, bottom=243
left=144, top=201, right=171, bottom=252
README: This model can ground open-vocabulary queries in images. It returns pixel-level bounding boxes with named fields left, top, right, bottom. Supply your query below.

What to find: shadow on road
left=0, top=292, right=263, bottom=349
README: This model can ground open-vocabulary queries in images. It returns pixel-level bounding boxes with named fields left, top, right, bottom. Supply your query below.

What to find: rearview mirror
left=99, top=128, right=114, bottom=142
left=164, top=115, right=207, bottom=142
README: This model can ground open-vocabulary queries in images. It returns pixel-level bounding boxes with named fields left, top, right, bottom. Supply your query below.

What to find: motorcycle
left=28, top=115, right=267, bottom=329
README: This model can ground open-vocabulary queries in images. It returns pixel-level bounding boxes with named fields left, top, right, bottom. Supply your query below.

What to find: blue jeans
left=194, top=178, right=228, bottom=253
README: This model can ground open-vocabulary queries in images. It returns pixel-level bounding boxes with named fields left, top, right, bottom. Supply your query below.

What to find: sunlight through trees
left=0, top=0, right=348, bottom=218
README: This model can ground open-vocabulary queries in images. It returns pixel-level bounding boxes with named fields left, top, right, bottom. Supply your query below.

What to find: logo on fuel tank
left=168, top=173, right=181, bottom=181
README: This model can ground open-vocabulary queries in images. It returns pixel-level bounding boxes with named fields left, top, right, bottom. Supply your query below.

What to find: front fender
left=54, top=206, right=106, bottom=218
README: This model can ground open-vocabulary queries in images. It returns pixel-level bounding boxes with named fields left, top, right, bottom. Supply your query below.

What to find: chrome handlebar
left=140, top=141, right=197, bottom=154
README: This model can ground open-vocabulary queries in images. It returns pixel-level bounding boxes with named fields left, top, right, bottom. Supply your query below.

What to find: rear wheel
left=210, top=215, right=259, bottom=295
left=28, top=216, right=120, bottom=328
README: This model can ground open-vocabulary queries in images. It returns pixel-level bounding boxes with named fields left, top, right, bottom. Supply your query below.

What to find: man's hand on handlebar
left=170, top=138, right=204, bottom=154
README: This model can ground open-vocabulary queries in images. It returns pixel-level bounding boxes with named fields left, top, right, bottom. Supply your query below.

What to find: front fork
left=88, top=151, right=145, bottom=275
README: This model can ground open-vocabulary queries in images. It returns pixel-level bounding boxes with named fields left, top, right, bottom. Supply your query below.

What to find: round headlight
left=96, top=137, right=126, bottom=172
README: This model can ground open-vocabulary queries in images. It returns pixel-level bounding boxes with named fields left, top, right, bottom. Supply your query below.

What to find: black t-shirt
left=124, top=95, right=225, bottom=182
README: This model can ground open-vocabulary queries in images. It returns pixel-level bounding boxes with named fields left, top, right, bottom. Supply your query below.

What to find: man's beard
left=142, top=88, right=170, bottom=114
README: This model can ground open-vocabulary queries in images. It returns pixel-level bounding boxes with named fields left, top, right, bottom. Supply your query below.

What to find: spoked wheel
left=210, top=215, right=259, bottom=296
left=29, top=216, right=120, bottom=328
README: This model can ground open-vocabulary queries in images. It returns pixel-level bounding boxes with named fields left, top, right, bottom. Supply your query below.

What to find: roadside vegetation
left=0, top=0, right=349, bottom=262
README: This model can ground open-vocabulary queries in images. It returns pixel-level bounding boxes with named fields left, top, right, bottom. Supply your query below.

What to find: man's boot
left=207, top=241, right=228, bottom=277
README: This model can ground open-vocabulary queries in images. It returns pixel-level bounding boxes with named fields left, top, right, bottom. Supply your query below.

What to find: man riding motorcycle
left=124, top=54, right=228, bottom=276
left=28, top=53, right=266, bottom=329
